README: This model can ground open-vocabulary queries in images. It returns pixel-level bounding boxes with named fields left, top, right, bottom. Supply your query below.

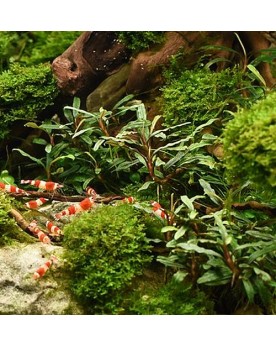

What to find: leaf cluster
left=62, top=204, right=152, bottom=314
left=158, top=180, right=276, bottom=313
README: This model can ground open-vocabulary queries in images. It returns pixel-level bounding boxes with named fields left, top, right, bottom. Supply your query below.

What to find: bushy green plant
left=117, top=31, right=165, bottom=53
left=161, top=66, right=258, bottom=129
left=127, top=277, right=214, bottom=315
left=223, top=91, right=276, bottom=193
left=158, top=179, right=276, bottom=314
left=0, top=63, right=58, bottom=140
left=62, top=204, right=152, bottom=314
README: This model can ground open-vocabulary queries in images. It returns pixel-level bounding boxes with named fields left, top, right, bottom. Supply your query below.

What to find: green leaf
left=72, top=128, right=93, bottom=139
left=177, top=243, right=222, bottom=257
left=150, top=115, right=162, bottom=134
left=197, top=269, right=232, bottom=286
left=138, top=180, right=155, bottom=191
left=32, top=138, right=48, bottom=145
left=161, top=226, right=178, bottom=233
left=24, top=122, right=40, bottom=129
left=199, top=178, right=222, bottom=204
left=242, top=278, right=255, bottom=303
left=45, top=144, right=52, bottom=154
left=247, top=64, right=267, bottom=87
left=173, top=271, right=188, bottom=282
left=248, top=242, right=276, bottom=263
left=73, top=97, right=81, bottom=116
left=174, top=226, right=187, bottom=240
left=180, top=195, right=195, bottom=211
left=12, top=148, right=45, bottom=168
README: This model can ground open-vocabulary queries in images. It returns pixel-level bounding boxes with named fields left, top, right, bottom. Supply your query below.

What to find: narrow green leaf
left=174, top=226, right=187, bottom=240
left=199, top=178, right=222, bottom=204
left=32, top=138, right=48, bottom=145
left=161, top=226, right=178, bottom=233
left=180, top=195, right=195, bottom=211
left=138, top=180, right=155, bottom=191
left=12, top=148, right=44, bottom=168
left=242, top=278, right=255, bottom=303
left=248, top=242, right=276, bottom=263
left=72, top=97, right=81, bottom=116
left=247, top=64, right=267, bottom=86
left=177, top=243, right=222, bottom=257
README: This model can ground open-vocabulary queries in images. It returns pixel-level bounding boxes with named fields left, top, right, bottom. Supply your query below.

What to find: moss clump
left=126, top=277, right=214, bottom=315
left=223, top=91, right=276, bottom=193
left=0, top=191, right=33, bottom=246
left=62, top=204, right=152, bottom=314
left=0, top=62, right=58, bottom=139
left=161, top=67, right=255, bottom=129
left=117, top=31, right=165, bottom=53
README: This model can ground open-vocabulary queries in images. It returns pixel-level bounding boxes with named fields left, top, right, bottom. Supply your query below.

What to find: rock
left=0, top=243, right=83, bottom=314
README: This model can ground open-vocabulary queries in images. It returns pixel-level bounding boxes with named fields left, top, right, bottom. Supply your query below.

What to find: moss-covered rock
left=62, top=203, right=152, bottom=314
left=223, top=91, right=276, bottom=193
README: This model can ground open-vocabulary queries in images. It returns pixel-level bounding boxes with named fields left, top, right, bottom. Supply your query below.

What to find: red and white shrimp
left=20, top=179, right=63, bottom=191
left=46, top=220, right=62, bottom=237
left=0, top=182, right=28, bottom=195
left=33, top=254, right=58, bottom=279
left=151, top=201, right=169, bottom=221
left=25, top=197, right=49, bottom=209
left=28, top=220, right=51, bottom=244
left=54, top=197, right=95, bottom=220
left=121, top=196, right=135, bottom=204
left=85, top=186, right=98, bottom=200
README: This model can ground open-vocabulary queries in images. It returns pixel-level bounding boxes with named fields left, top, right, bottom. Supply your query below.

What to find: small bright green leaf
left=45, top=144, right=52, bottom=154
left=32, top=138, right=48, bottom=146
left=161, top=226, right=178, bottom=233
left=180, top=195, right=195, bottom=211
left=138, top=180, right=155, bottom=191
left=174, top=226, right=187, bottom=240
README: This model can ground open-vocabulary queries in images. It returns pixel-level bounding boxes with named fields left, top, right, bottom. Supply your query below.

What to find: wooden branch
left=9, top=191, right=125, bottom=204
left=232, top=201, right=276, bottom=217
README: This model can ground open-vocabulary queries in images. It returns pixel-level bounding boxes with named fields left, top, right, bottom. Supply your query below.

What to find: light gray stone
left=0, top=243, right=83, bottom=314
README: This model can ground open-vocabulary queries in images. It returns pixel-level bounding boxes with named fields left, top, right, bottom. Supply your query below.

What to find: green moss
left=161, top=66, right=259, bottom=130
left=117, top=31, right=165, bottom=53
left=223, top=91, right=276, bottom=193
left=0, top=62, right=58, bottom=139
left=62, top=204, right=152, bottom=314
left=20, top=31, right=82, bottom=65
left=126, top=277, right=215, bottom=315
left=0, top=191, right=34, bottom=246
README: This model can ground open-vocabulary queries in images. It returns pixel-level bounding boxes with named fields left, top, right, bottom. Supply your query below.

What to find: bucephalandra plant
left=158, top=179, right=276, bottom=313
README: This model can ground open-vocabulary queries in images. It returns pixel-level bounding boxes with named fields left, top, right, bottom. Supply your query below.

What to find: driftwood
left=52, top=31, right=276, bottom=100
left=51, top=31, right=130, bottom=96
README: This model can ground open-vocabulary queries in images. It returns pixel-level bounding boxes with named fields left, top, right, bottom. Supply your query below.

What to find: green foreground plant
left=62, top=203, right=152, bottom=314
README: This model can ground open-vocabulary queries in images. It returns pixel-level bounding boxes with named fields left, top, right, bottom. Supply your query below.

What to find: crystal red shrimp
left=33, top=255, right=58, bottom=279
left=46, top=220, right=62, bottom=237
left=25, top=197, right=49, bottom=209
left=28, top=220, right=51, bottom=244
left=0, top=181, right=28, bottom=195
left=54, top=197, right=95, bottom=220
left=20, top=179, right=63, bottom=191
